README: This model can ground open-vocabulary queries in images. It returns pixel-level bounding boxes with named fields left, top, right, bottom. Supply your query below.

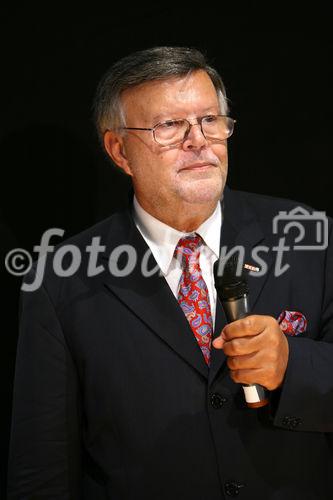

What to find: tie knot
left=174, top=234, right=203, bottom=267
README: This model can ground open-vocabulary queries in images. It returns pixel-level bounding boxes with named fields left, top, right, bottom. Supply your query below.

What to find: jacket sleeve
left=272, top=222, right=333, bottom=433
left=7, top=278, right=82, bottom=499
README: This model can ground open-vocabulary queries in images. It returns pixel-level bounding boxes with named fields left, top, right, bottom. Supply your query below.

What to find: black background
left=1, top=4, right=331, bottom=495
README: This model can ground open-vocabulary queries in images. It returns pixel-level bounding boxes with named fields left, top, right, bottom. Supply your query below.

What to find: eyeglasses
left=119, top=115, right=236, bottom=146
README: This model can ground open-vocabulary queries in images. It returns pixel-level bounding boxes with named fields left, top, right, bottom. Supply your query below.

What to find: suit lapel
left=102, top=210, right=209, bottom=379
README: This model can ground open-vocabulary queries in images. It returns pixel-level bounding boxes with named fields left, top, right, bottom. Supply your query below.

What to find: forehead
left=121, top=70, right=219, bottom=124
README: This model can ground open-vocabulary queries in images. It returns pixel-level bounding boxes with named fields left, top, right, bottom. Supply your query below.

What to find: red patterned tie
left=175, top=234, right=213, bottom=365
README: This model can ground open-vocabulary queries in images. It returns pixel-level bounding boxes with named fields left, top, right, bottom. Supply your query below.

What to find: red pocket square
left=277, top=310, right=307, bottom=336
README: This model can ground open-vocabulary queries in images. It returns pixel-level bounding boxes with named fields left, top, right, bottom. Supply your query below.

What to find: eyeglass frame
left=117, top=114, right=236, bottom=146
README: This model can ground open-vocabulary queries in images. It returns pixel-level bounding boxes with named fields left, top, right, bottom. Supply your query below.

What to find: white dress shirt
left=132, top=196, right=222, bottom=328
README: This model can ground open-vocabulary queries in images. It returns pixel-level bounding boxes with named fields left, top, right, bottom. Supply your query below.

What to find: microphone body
left=214, top=257, right=269, bottom=408
left=221, top=293, right=269, bottom=408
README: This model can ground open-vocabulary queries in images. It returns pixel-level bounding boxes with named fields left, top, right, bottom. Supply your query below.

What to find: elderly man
left=8, top=47, right=333, bottom=499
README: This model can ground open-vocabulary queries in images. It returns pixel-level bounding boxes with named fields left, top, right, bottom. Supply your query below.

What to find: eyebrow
left=151, top=107, right=220, bottom=124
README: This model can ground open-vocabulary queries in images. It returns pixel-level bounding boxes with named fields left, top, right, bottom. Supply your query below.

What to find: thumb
left=212, top=333, right=225, bottom=349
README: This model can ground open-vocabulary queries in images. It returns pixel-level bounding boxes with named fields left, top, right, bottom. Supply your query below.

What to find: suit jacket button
left=291, top=417, right=302, bottom=428
left=224, top=481, right=245, bottom=496
left=282, top=415, right=292, bottom=427
left=282, top=415, right=302, bottom=429
left=210, top=393, right=227, bottom=409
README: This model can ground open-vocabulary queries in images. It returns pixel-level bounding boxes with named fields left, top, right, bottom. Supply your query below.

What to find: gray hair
left=93, top=46, right=229, bottom=145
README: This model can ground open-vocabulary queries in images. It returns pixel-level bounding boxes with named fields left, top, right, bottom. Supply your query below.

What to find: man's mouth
left=179, top=162, right=215, bottom=172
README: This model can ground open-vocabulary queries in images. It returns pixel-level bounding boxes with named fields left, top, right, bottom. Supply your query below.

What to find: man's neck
left=135, top=197, right=219, bottom=232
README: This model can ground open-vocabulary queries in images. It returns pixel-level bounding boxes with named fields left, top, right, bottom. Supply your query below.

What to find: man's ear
left=103, top=130, right=133, bottom=176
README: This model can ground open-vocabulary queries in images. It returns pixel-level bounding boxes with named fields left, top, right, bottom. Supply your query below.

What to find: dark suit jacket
left=7, top=187, right=333, bottom=499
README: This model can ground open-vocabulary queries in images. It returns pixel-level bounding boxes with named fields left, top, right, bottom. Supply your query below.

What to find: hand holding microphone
left=213, top=255, right=289, bottom=408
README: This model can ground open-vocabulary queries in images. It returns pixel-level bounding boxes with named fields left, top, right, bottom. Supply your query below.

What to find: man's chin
left=178, top=183, right=223, bottom=205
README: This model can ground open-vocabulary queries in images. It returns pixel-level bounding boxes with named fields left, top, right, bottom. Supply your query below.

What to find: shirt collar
left=132, top=196, right=222, bottom=275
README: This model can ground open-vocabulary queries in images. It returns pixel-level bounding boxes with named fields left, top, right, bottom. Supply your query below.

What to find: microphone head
left=214, top=253, right=249, bottom=301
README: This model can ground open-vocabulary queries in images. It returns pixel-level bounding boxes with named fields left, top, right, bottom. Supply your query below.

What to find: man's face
left=111, top=70, right=229, bottom=215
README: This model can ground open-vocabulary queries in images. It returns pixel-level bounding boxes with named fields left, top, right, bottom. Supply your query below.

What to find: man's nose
left=182, top=122, right=207, bottom=150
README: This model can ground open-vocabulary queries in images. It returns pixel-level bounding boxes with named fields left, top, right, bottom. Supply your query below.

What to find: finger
left=229, top=368, right=264, bottom=386
left=223, top=336, right=262, bottom=356
left=227, top=351, right=261, bottom=371
left=212, top=318, right=261, bottom=349
left=212, top=335, right=225, bottom=349
left=212, top=315, right=276, bottom=349
left=222, top=315, right=274, bottom=341
left=230, top=367, right=283, bottom=390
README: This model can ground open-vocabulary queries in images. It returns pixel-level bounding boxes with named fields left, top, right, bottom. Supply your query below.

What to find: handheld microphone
left=214, top=255, right=269, bottom=408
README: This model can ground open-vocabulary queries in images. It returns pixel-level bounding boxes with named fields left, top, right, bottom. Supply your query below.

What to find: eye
left=159, top=120, right=184, bottom=129
left=202, top=115, right=218, bottom=123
